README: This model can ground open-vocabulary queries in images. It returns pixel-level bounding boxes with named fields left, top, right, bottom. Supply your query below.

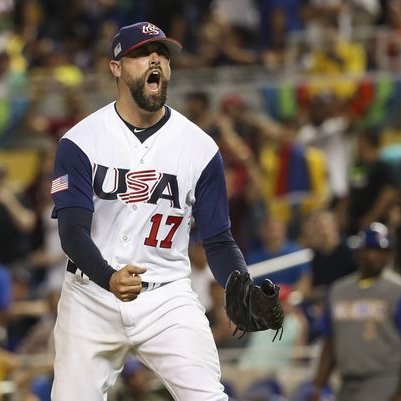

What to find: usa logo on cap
left=114, top=42, right=122, bottom=58
left=142, top=23, right=159, bottom=35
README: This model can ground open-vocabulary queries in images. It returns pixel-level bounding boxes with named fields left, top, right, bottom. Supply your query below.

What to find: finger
left=121, top=294, right=138, bottom=302
left=124, top=265, right=147, bottom=275
left=119, top=288, right=140, bottom=301
left=121, top=274, right=143, bottom=287
left=120, top=283, right=143, bottom=296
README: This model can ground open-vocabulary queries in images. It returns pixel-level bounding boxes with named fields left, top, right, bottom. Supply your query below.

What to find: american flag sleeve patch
left=51, top=174, right=69, bottom=194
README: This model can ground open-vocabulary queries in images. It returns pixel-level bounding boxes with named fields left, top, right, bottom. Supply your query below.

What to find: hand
left=389, top=394, right=401, bottom=401
left=109, top=264, right=147, bottom=302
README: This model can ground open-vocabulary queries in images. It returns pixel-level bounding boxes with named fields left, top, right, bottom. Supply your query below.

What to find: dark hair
left=185, top=91, right=210, bottom=107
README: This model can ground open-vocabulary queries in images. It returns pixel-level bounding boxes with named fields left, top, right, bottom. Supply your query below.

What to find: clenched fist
left=109, top=264, right=147, bottom=302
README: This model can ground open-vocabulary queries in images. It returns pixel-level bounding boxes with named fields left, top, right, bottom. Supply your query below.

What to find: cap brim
left=117, top=37, right=182, bottom=60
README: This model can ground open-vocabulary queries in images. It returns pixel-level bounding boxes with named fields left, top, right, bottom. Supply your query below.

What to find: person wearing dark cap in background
left=310, top=222, right=401, bottom=401
left=111, top=356, right=172, bottom=401
left=50, top=21, right=283, bottom=401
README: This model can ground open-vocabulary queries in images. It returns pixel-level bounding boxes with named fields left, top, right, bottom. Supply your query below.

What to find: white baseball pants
left=51, top=272, right=228, bottom=401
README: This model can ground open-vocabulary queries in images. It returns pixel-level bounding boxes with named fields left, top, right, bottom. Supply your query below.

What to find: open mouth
left=146, top=70, right=161, bottom=92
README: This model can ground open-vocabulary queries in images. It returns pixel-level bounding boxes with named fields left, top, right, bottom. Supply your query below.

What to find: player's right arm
left=52, top=138, right=145, bottom=301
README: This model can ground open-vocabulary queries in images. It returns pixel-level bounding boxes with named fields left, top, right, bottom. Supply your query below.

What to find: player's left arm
left=192, top=151, right=247, bottom=286
left=193, top=151, right=284, bottom=334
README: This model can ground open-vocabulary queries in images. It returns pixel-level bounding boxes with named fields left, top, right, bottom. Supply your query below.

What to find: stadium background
left=1, top=0, right=401, bottom=400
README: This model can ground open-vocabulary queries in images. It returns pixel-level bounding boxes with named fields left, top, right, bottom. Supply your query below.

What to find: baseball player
left=50, top=21, right=283, bottom=401
left=310, top=222, right=401, bottom=401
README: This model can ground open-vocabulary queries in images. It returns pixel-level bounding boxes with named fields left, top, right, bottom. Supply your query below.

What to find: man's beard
left=126, top=72, right=169, bottom=112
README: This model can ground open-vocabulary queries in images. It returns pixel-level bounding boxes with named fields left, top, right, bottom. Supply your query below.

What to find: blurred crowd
left=2, top=0, right=401, bottom=401
left=0, top=0, right=399, bottom=87
left=0, top=0, right=401, bottom=75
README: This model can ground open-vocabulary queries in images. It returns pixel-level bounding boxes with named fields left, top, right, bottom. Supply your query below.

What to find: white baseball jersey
left=51, top=102, right=230, bottom=284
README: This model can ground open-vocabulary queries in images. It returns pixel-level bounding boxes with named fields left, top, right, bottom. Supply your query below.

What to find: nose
left=149, top=52, right=161, bottom=66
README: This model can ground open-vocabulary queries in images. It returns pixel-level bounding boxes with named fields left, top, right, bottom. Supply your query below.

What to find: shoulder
left=62, top=102, right=115, bottom=144
left=383, top=270, right=401, bottom=289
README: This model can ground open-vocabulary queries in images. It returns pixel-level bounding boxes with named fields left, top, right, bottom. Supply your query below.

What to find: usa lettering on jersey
left=93, top=165, right=181, bottom=209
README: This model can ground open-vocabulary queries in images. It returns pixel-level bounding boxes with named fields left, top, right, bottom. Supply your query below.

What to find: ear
left=109, top=60, right=121, bottom=78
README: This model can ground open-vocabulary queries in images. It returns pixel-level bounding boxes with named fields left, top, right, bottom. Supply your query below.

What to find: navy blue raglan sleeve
left=51, top=138, right=116, bottom=290
left=192, top=151, right=231, bottom=239
left=193, top=151, right=247, bottom=286
left=51, top=138, right=94, bottom=217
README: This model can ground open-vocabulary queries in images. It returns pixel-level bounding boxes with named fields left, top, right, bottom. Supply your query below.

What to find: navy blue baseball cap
left=349, top=222, right=393, bottom=250
left=111, top=22, right=182, bottom=60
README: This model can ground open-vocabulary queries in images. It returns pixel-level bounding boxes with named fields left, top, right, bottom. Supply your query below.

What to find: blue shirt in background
left=247, top=241, right=310, bottom=286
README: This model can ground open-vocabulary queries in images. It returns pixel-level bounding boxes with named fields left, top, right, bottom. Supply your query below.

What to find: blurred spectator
left=0, top=347, right=18, bottom=382
left=343, top=128, right=399, bottom=235
left=239, top=284, right=309, bottom=370
left=0, top=263, right=11, bottom=326
left=184, top=92, right=264, bottom=254
left=24, top=146, right=56, bottom=249
left=26, top=149, right=66, bottom=293
left=247, top=216, right=312, bottom=297
left=26, top=87, right=89, bottom=142
left=371, top=0, right=401, bottom=72
left=11, top=288, right=59, bottom=401
left=0, top=164, right=35, bottom=267
left=299, top=209, right=357, bottom=342
left=148, top=0, right=187, bottom=44
left=289, top=380, right=334, bottom=401
left=287, top=22, right=366, bottom=99
left=210, top=0, right=260, bottom=66
left=257, top=0, right=304, bottom=70
left=184, top=91, right=217, bottom=133
left=301, top=0, right=380, bottom=37
left=296, top=92, right=353, bottom=210
left=344, top=0, right=382, bottom=31
left=6, top=267, right=45, bottom=351
left=206, top=281, right=247, bottom=349
left=242, top=378, right=288, bottom=401
left=111, top=356, right=173, bottom=401
left=301, top=0, right=344, bottom=35
left=310, top=222, right=401, bottom=401
left=217, top=94, right=281, bottom=253
left=259, top=135, right=329, bottom=235
left=300, top=210, right=357, bottom=292
left=16, top=288, right=59, bottom=355
left=176, top=8, right=260, bottom=68
left=387, top=201, right=401, bottom=274
left=188, top=230, right=215, bottom=313
left=0, top=48, right=28, bottom=147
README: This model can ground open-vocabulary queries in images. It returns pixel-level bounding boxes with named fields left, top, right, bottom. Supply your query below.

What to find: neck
left=115, top=96, right=165, bottom=128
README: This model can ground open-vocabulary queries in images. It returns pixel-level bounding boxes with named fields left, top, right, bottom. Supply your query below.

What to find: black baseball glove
left=224, top=270, right=284, bottom=340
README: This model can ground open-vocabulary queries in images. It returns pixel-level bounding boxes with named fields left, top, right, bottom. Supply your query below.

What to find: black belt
left=67, top=260, right=170, bottom=291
